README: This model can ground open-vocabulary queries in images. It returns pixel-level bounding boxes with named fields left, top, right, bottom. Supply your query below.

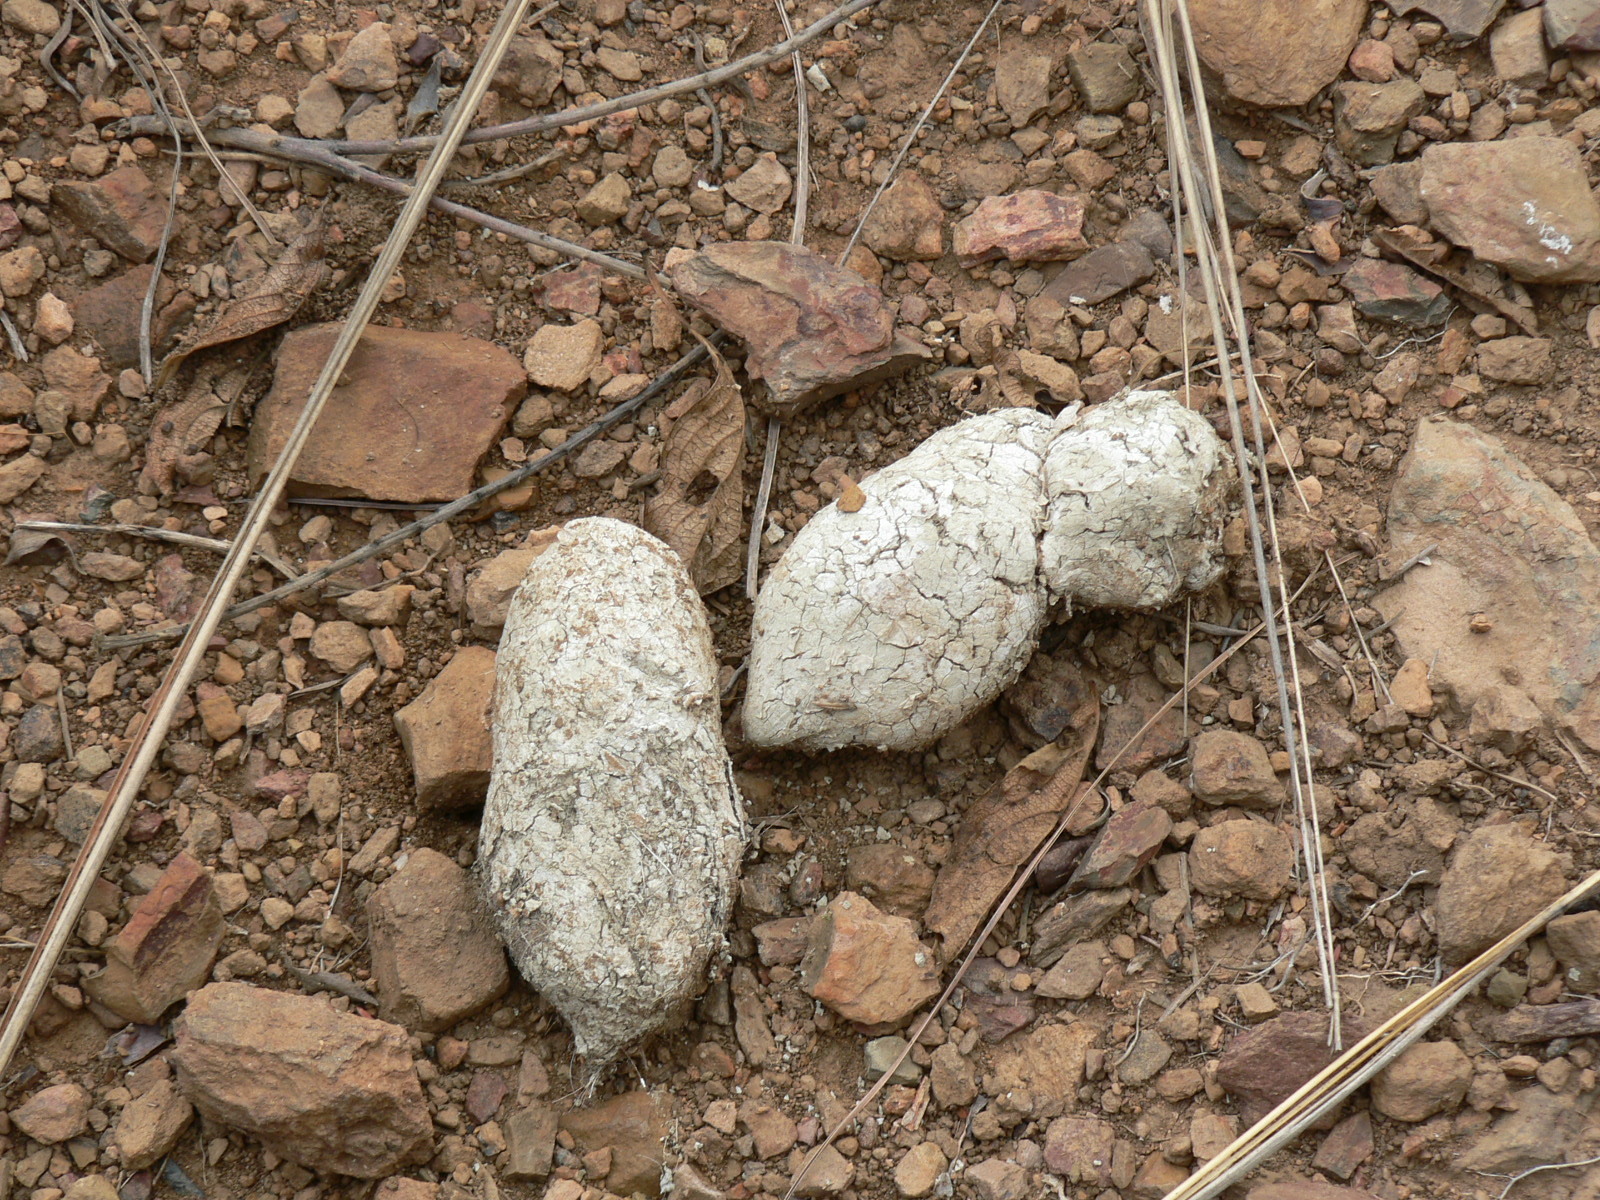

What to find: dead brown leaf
left=644, top=341, right=745, bottom=593
left=138, top=390, right=226, bottom=497
left=155, top=219, right=331, bottom=389
left=923, top=673, right=1100, bottom=962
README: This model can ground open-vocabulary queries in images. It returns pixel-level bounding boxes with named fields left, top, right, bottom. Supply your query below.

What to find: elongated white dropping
left=479, top=518, right=744, bottom=1068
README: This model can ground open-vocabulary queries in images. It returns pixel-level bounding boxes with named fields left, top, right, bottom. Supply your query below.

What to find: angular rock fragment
left=952, top=191, right=1088, bottom=267
left=1042, top=240, right=1156, bottom=307
left=393, top=645, right=497, bottom=811
left=479, top=519, right=744, bottom=1068
left=113, top=1077, right=193, bottom=1168
left=1393, top=0, right=1505, bottom=39
left=1419, top=138, right=1600, bottom=283
left=1217, top=1011, right=1365, bottom=1123
left=1435, top=824, right=1566, bottom=963
left=668, top=240, right=928, bottom=418
left=248, top=324, right=525, bottom=502
left=1188, top=0, right=1365, bottom=107
left=1376, top=418, right=1600, bottom=749
left=1067, top=802, right=1170, bottom=890
left=1546, top=0, right=1600, bottom=50
left=12, top=1082, right=91, bottom=1144
left=860, top=175, right=946, bottom=261
left=800, top=891, right=939, bottom=1025
left=52, top=167, right=167, bottom=263
left=1370, top=1040, right=1472, bottom=1121
left=83, top=852, right=223, bottom=1023
left=559, top=1091, right=668, bottom=1196
left=172, top=982, right=433, bottom=1177
left=1188, top=819, right=1292, bottom=900
left=1341, top=258, right=1450, bottom=326
left=367, top=847, right=509, bottom=1032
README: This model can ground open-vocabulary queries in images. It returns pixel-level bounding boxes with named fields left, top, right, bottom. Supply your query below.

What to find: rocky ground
left=5, top=0, right=1600, bottom=1198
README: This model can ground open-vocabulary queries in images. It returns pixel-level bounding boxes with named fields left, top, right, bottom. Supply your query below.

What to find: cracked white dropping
left=745, top=391, right=1233, bottom=751
left=479, top=518, right=745, bottom=1070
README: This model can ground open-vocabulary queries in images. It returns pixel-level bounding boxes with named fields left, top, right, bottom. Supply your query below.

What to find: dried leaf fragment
left=643, top=343, right=745, bottom=594
left=139, top=391, right=227, bottom=496
left=923, top=673, right=1100, bottom=961
left=155, top=219, right=331, bottom=389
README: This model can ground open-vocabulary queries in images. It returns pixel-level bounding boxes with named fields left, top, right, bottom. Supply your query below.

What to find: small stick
left=16, top=520, right=301, bottom=581
left=101, top=342, right=715, bottom=651
left=1381, top=541, right=1437, bottom=581
left=1484, top=1155, right=1600, bottom=1200
left=112, top=0, right=879, bottom=161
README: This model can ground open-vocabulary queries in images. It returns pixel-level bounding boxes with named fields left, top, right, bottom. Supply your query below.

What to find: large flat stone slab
left=248, top=324, right=524, bottom=502
left=1377, top=417, right=1600, bottom=749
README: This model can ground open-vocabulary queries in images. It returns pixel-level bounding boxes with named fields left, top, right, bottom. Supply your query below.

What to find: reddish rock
left=953, top=191, right=1088, bottom=267
left=800, top=891, right=939, bottom=1025
left=539, top=262, right=604, bottom=316
left=1189, top=730, right=1283, bottom=807
left=1068, top=802, right=1170, bottom=890
left=988, top=1023, right=1098, bottom=1120
left=559, top=1091, right=668, bottom=1196
left=1477, top=336, right=1553, bottom=385
left=83, top=852, right=223, bottom=1023
left=70, top=266, right=189, bottom=368
left=172, top=982, right=433, bottom=1177
left=1419, top=138, right=1600, bottom=283
left=860, top=174, right=945, bottom=261
left=1377, top=418, right=1600, bottom=752
left=1341, top=259, right=1450, bottom=327
left=1188, top=0, right=1365, bottom=106
left=1189, top=819, right=1292, bottom=901
left=504, top=1103, right=558, bottom=1179
left=12, top=1082, right=92, bottom=1144
left=1313, top=1110, right=1374, bottom=1180
left=392, top=645, right=496, bottom=811
left=1370, top=1040, right=1472, bottom=1122
left=669, top=241, right=928, bottom=418
left=52, top=167, right=168, bottom=262
left=1042, top=240, right=1156, bottom=307
left=752, top=917, right=813, bottom=966
left=1348, top=38, right=1395, bottom=82
left=113, top=1076, right=194, bottom=1168
left=248, top=324, right=525, bottom=502
left=367, top=847, right=509, bottom=1032
left=41, top=345, right=111, bottom=420
left=1216, top=1011, right=1367, bottom=1123
left=1547, top=0, right=1600, bottom=50
left=844, top=843, right=935, bottom=917
left=465, top=1070, right=508, bottom=1123
left=1042, top=1116, right=1114, bottom=1185
left=1436, top=824, right=1566, bottom=963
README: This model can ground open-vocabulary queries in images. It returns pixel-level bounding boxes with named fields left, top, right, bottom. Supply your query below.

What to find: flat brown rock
left=367, top=847, right=509, bottom=1032
left=393, top=645, right=497, bottom=810
left=172, top=981, right=433, bottom=1177
left=52, top=167, right=168, bottom=263
left=1188, top=0, right=1366, bottom=107
left=1419, top=138, right=1600, bottom=283
left=248, top=324, right=525, bottom=502
left=1376, top=417, right=1600, bottom=749
left=669, top=241, right=928, bottom=418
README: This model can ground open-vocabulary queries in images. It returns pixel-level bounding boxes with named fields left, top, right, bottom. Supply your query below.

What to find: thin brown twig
left=0, top=0, right=538, bottom=1078
left=17, top=520, right=301, bottom=581
left=119, top=118, right=645, bottom=280
left=112, top=0, right=879, bottom=161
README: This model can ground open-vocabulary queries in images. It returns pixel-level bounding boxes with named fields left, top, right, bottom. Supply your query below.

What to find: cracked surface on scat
left=745, top=394, right=1232, bottom=751
left=744, top=409, right=1056, bottom=751
left=478, top=517, right=745, bottom=1070
left=1041, top=390, right=1233, bottom=609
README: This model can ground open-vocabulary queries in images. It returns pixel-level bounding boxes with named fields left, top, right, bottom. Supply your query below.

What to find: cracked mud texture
left=745, top=393, right=1231, bottom=751
left=1041, top=390, right=1233, bottom=610
left=477, top=518, right=745, bottom=1070
left=744, top=408, right=1055, bottom=752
